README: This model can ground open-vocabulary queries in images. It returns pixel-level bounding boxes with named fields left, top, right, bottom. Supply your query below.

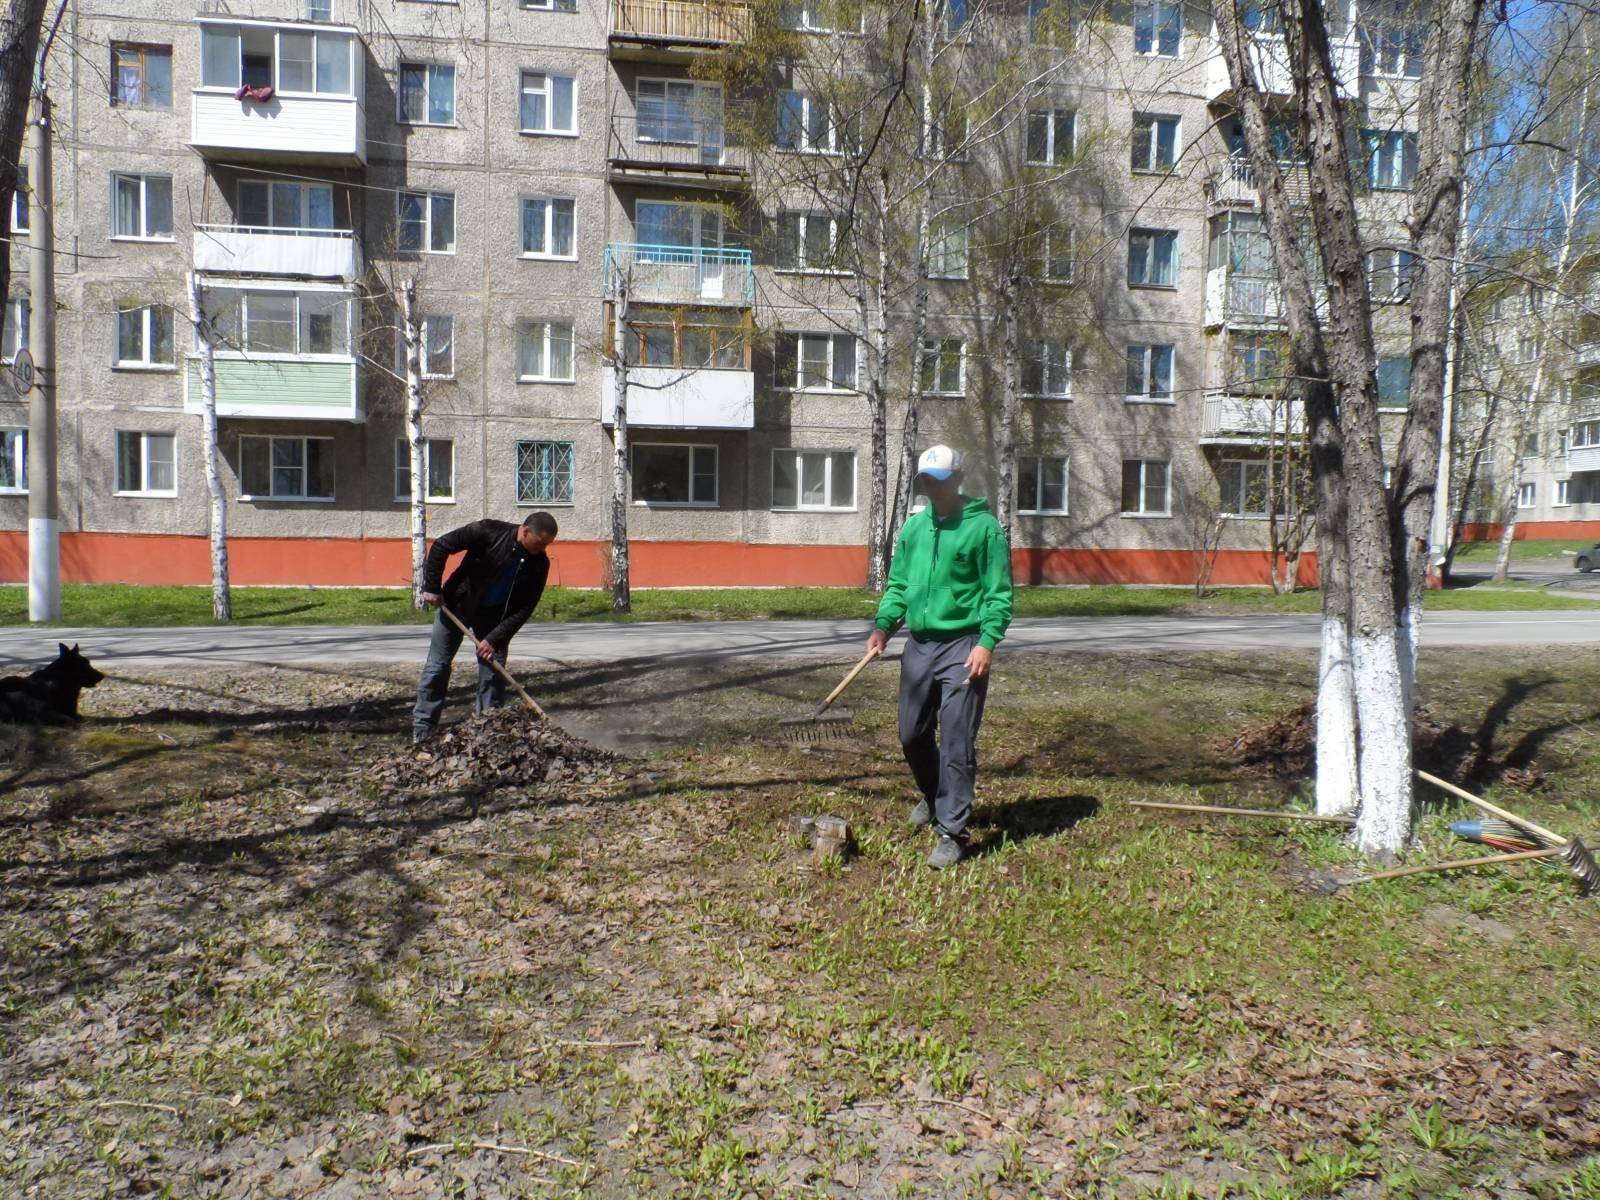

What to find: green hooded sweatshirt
left=874, top=495, right=1014, bottom=650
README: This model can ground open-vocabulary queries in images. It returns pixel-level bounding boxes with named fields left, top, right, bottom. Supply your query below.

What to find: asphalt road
left=1, top=610, right=1597, bottom=669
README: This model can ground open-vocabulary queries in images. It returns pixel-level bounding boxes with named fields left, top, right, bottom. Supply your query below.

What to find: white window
left=1018, top=455, right=1068, bottom=514
left=1126, top=343, right=1174, bottom=401
left=1133, top=0, right=1181, bottom=56
left=1128, top=228, right=1177, bottom=287
left=239, top=435, right=335, bottom=501
left=11, top=162, right=27, bottom=234
left=772, top=448, right=856, bottom=510
left=632, top=443, right=717, bottom=506
left=920, top=337, right=964, bottom=394
left=520, top=70, right=577, bottom=135
left=776, top=210, right=840, bottom=272
left=1517, top=481, right=1536, bottom=509
left=398, top=63, right=455, bottom=125
left=1359, top=22, right=1424, bottom=78
left=112, top=173, right=173, bottom=240
left=1556, top=479, right=1570, bottom=506
left=115, top=431, right=177, bottom=496
left=112, top=43, right=173, bottom=108
left=1219, top=459, right=1272, bottom=517
left=420, top=315, right=453, bottom=379
left=1572, top=420, right=1600, bottom=450
left=928, top=217, right=968, bottom=279
left=3, top=297, right=28, bottom=363
left=516, top=439, right=576, bottom=504
left=116, top=303, right=175, bottom=368
left=518, top=320, right=576, bottom=381
left=520, top=197, right=576, bottom=258
left=776, top=91, right=844, bottom=153
left=0, top=428, right=25, bottom=492
left=207, top=289, right=350, bottom=357
left=780, top=0, right=862, bottom=32
left=1367, top=248, right=1416, bottom=303
left=775, top=331, right=856, bottom=391
left=1131, top=113, right=1179, bottom=171
left=524, top=0, right=579, bottom=10
left=1023, top=341, right=1072, bottom=397
left=637, top=79, right=724, bottom=153
left=198, top=25, right=353, bottom=96
left=1365, top=130, right=1418, bottom=190
left=1026, top=108, right=1074, bottom=165
left=394, top=437, right=454, bottom=502
left=1122, top=458, right=1171, bottom=515
left=1041, top=229, right=1075, bottom=282
left=238, top=180, right=334, bottom=230
left=397, top=191, right=455, bottom=254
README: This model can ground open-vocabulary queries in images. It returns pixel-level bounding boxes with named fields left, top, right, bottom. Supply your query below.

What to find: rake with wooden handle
left=779, top=645, right=881, bottom=743
left=1418, top=769, right=1598, bottom=895
left=438, top=604, right=547, bottom=720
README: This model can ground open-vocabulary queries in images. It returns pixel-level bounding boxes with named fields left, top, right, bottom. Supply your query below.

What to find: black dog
left=0, top=643, right=105, bottom=724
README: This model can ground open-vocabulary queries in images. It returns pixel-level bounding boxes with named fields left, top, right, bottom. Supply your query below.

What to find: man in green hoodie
left=867, top=445, right=1014, bottom=869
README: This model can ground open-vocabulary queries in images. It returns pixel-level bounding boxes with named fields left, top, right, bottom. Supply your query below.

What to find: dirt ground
left=2, top=649, right=1599, bottom=1199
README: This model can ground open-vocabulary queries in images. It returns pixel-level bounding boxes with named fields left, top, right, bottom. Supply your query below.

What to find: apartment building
left=0, top=0, right=1425, bottom=588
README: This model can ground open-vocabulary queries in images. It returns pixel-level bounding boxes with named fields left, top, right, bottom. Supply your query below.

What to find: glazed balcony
left=192, top=224, right=361, bottom=280
left=603, top=243, right=754, bottom=307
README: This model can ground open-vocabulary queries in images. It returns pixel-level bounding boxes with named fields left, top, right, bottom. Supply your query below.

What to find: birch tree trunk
left=399, top=276, right=428, bottom=606
left=0, top=0, right=46, bottom=310
left=862, top=180, right=889, bottom=592
left=1490, top=456, right=1524, bottom=581
left=187, top=272, right=231, bottom=622
left=996, top=264, right=1020, bottom=540
left=610, top=275, right=631, bottom=614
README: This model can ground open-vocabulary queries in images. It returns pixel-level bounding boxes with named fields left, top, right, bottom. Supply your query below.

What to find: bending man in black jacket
left=412, top=512, right=558, bottom=744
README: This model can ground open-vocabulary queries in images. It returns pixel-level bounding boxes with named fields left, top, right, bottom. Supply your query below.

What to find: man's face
left=517, top=526, right=556, bottom=554
left=920, top=473, right=961, bottom=508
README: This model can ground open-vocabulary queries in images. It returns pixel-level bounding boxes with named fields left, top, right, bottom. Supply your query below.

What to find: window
left=1130, top=113, right=1179, bottom=172
left=516, top=440, right=575, bottom=504
left=1208, top=211, right=1272, bottom=275
left=1572, top=420, right=1600, bottom=450
left=776, top=211, right=841, bottom=272
left=775, top=332, right=856, bottom=391
left=3, top=297, right=28, bottom=363
left=518, top=320, right=576, bottom=381
left=637, top=79, right=724, bottom=153
left=1229, top=333, right=1282, bottom=392
left=1367, top=248, right=1417, bottom=302
left=238, top=180, right=334, bottom=230
left=626, top=307, right=745, bottom=369
left=115, top=431, right=176, bottom=496
left=1359, top=22, right=1423, bottom=77
left=1126, top=343, right=1174, bottom=401
left=1041, top=229, right=1075, bottom=282
left=928, top=217, right=968, bottom=279
left=946, top=0, right=969, bottom=34
left=1365, top=130, right=1418, bottom=190
left=780, top=0, right=862, bottom=32
left=523, top=0, right=579, bottom=10
left=112, top=173, right=173, bottom=240
left=111, top=44, right=172, bottom=107
left=1026, top=108, right=1075, bottom=165
left=399, top=63, right=455, bottom=125
left=1556, top=479, right=1570, bottom=507
left=1029, top=0, right=1077, bottom=46
left=397, top=191, right=455, bottom=254
left=1517, top=481, right=1536, bottom=509
left=394, top=438, right=454, bottom=502
left=772, top=449, right=855, bottom=510
left=116, top=304, right=175, bottom=368
left=920, top=337, right=964, bottom=394
left=520, top=70, right=577, bottom=135
left=1521, top=431, right=1541, bottom=458
left=198, top=25, right=353, bottom=96
left=11, top=162, right=26, bottom=234
left=1375, top=356, right=1410, bottom=409
left=1127, top=228, right=1177, bottom=287
left=239, top=435, right=335, bottom=500
left=419, top=315, right=453, bottom=378
left=207, top=289, right=350, bottom=356
left=632, top=443, right=717, bottom=506
left=1121, top=458, right=1170, bottom=515
left=520, top=197, right=576, bottom=258
left=1240, top=0, right=1280, bottom=32
left=776, top=91, right=845, bottom=153
left=1219, top=459, right=1271, bottom=517
left=1023, top=341, right=1072, bottom=397
left=0, top=429, right=25, bottom=492
left=1018, top=456, right=1068, bottom=514
left=1133, top=0, right=1181, bottom=56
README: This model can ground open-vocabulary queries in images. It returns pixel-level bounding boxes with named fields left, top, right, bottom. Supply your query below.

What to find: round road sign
left=10, top=347, right=34, bottom=395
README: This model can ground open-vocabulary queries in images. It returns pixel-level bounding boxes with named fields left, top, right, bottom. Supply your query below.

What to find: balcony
left=1204, top=268, right=1284, bottom=327
left=1205, top=157, right=1311, bottom=209
left=603, top=243, right=754, bottom=307
left=1568, top=445, right=1600, bottom=473
left=1201, top=390, right=1303, bottom=444
left=608, top=110, right=749, bottom=188
left=600, top=365, right=753, bottom=429
left=190, top=19, right=366, bottom=166
left=183, top=357, right=360, bottom=422
left=193, top=225, right=361, bottom=280
left=1205, top=33, right=1358, bottom=102
left=609, top=0, right=752, bottom=52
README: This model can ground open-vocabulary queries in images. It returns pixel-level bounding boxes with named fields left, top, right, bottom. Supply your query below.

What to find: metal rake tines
left=778, top=713, right=855, bottom=743
left=1560, top=837, right=1600, bottom=896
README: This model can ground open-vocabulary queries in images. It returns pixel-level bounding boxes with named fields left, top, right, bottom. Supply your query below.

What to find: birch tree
left=608, top=271, right=632, bottom=614
left=185, top=273, right=231, bottom=622
left=0, top=0, right=47, bottom=308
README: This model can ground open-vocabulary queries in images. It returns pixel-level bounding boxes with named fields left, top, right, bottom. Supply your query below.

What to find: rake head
left=1560, top=837, right=1600, bottom=896
left=778, top=710, right=856, bottom=744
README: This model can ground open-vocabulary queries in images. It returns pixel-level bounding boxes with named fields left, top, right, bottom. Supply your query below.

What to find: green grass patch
left=1452, top=537, right=1595, bottom=562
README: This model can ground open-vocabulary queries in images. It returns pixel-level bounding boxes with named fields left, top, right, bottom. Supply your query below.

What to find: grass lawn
left=1, top=578, right=1598, bottom=626
left=1453, top=538, right=1596, bottom=562
left=2, top=647, right=1598, bottom=1196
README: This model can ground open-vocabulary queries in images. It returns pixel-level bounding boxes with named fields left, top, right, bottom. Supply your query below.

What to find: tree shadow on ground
left=968, top=793, right=1101, bottom=858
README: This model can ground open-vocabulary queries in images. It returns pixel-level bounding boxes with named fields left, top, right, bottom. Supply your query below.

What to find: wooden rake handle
left=813, top=645, right=882, bottom=717
left=1347, top=845, right=1560, bottom=886
left=1417, top=769, right=1566, bottom=846
left=438, top=604, right=547, bottom=720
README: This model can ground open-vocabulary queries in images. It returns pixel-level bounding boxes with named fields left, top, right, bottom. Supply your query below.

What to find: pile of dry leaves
left=372, top=707, right=629, bottom=795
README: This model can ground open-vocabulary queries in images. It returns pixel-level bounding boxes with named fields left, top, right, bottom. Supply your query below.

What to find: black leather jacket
left=422, top=519, right=550, bottom=647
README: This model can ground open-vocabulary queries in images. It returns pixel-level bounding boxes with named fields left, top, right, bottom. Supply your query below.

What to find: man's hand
left=421, top=592, right=442, bottom=608
left=476, top=638, right=497, bottom=663
left=866, top=628, right=888, bottom=657
left=964, top=644, right=993, bottom=680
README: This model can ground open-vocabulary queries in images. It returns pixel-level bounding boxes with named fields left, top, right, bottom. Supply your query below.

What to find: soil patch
left=371, top=706, right=630, bottom=795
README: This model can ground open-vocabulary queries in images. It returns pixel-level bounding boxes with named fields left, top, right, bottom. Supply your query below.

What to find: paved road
left=1, top=610, right=1596, bottom=668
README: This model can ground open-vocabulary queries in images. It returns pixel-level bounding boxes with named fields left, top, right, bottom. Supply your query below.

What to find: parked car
left=1577, top=545, right=1600, bottom=573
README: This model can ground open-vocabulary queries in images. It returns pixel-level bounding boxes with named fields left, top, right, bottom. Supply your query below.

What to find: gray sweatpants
left=898, top=632, right=989, bottom=840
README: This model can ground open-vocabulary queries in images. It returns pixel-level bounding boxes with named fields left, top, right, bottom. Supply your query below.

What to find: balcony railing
left=1201, top=390, right=1303, bottom=442
left=1207, top=158, right=1257, bottom=207
left=1204, top=267, right=1285, bottom=326
left=610, top=0, right=752, bottom=43
left=608, top=111, right=748, bottom=177
left=193, top=224, right=361, bottom=279
left=1205, top=33, right=1358, bottom=102
left=604, top=243, right=754, bottom=307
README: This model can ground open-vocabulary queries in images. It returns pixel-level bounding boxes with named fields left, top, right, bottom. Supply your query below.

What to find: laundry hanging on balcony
left=234, top=84, right=276, bottom=103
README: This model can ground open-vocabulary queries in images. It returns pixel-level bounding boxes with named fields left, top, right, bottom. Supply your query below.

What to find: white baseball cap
left=916, top=444, right=962, bottom=480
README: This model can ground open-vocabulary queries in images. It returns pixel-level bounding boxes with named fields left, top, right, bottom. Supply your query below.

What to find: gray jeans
left=898, top=632, right=988, bottom=840
left=412, top=612, right=507, bottom=738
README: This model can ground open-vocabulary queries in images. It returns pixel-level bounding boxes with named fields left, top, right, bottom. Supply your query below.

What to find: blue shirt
left=478, top=553, right=524, bottom=610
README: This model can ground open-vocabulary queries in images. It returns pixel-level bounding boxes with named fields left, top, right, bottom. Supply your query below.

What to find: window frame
left=2, top=297, right=29, bottom=364
left=111, top=42, right=173, bottom=108
left=1366, top=247, right=1417, bottom=303
left=197, top=25, right=355, bottom=97
left=204, top=286, right=353, bottom=359
left=114, top=430, right=178, bottom=498
left=1017, top=454, right=1069, bottom=515
left=775, top=210, right=844, bottom=274
left=1025, top=107, right=1076, bottom=166
left=517, top=319, right=577, bottom=382
left=1364, top=129, right=1418, bottom=190
left=515, top=439, right=577, bottom=505
left=776, top=90, right=844, bottom=154
left=1132, top=0, right=1182, bottom=57
left=393, top=436, right=456, bottom=503
left=397, top=61, right=457, bottom=126
left=238, top=434, right=336, bottom=502
left=0, top=427, right=27, bottom=494
left=927, top=217, right=969, bottom=280
left=1121, top=457, right=1172, bottom=517
left=419, top=314, right=454, bottom=380
left=770, top=447, right=857, bottom=512
left=519, top=196, right=577, bottom=260
left=1556, top=478, right=1570, bottom=507
left=11, top=162, right=26, bottom=234
left=396, top=190, right=456, bottom=255
left=631, top=442, right=719, bottom=507
left=1218, top=457, right=1273, bottom=519
left=111, top=172, right=174, bottom=241
left=920, top=336, right=965, bottom=395
left=1375, top=354, right=1410, bottom=410
left=779, top=0, right=864, bottom=34
left=237, top=179, right=335, bottom=231
left=1130, top=112, right=1179, bottom=173
left=1125, top=342, right=1175, bottom=403
left=1041, top=228, right=1075, bottom=283
left=1023, top=340, right=1073, bottom=398
left=519, top=69, right=578, bottom=136
left=114, top=302, right=177, bottom=370
left=1127, top=227, right=1178, bottom=288
left=775, top=331, right=857, bottom=392
left=1517, top=480, right=1536, bottom=509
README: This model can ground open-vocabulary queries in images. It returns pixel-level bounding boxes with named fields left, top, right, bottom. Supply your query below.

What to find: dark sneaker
left=928, top=835, right=965, bottom=870
left=412, top=727, right=435, bottom=747
left=909, top=798, right=932, bottom=828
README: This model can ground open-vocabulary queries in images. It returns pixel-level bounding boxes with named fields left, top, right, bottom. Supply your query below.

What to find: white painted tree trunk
left=1351, top=628, right=1414, bottom=854
left=1316, top=616, right=1358, bottom=815
left=187, top=272, right=231, bottom=622
left=610, top=276, right=631, bottom=614
left=996, top=265, right=1020, bottom=541
left=399, top=276, right=428, bottom=606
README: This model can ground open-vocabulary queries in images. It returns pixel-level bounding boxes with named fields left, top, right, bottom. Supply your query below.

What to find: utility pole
left=26, top=85, right=57, bottom=622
